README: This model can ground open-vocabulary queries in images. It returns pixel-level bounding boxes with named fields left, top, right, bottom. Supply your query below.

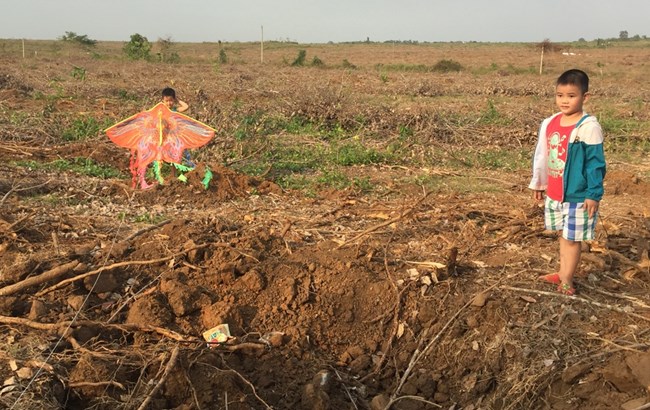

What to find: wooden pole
left=539, top=46, right=544, bottom=75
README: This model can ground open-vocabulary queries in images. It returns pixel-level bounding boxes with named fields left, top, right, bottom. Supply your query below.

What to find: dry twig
left=136, top=346, right=180, bottom=410
left=500, top=285, right=650, bottom=322
left=337, top=192, right=432, bottom=249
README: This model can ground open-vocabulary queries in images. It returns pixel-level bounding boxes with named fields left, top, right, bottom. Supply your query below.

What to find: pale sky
left=1, top=0, right=648, bottom=44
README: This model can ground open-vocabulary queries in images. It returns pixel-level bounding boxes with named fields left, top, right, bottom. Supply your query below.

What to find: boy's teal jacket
left=529, top=112, right=606, bottom=202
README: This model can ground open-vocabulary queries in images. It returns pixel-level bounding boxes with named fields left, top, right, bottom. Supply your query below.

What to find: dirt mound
left=2, top=169, right=649, bottom=409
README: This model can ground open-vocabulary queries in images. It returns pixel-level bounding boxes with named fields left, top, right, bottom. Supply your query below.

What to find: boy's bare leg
left=558, top=237, right=581, bottom=287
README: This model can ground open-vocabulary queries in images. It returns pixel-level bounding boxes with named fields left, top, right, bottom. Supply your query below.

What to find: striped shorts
left=544, top=197, right=597, bottom=241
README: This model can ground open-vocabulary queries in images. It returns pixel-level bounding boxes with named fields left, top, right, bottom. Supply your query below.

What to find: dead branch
left=0, top=260, right=80, bottom=297
left=391, top=276, right=508, bottom=403
left=123, top=219, right=172, bottom=242
left=0, top=315, right=191, bottom=342
left=500, top=286, right=650, bottom=322
left=137, top=346, right=180, bottom=410
left=579, top=282, right=650, bottom=309
left=7, top=212, right=35, bottom=232
left=0, top=179, right=52, bottom=205
left=337, top=192, right=432, bottom=249
left=68, top=381, right=126, bottom=390
left=35, top=243, right=211, bottom=297
left=385, top=395, right=442, bottom=409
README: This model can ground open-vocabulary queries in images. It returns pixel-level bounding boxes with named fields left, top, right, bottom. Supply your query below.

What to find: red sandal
left=557, top=283, right=576, bottom=296
left=538, top=273, right=561, bottom=285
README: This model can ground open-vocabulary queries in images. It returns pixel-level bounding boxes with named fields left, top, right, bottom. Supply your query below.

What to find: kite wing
left=105, top=102, right=216, bottom=166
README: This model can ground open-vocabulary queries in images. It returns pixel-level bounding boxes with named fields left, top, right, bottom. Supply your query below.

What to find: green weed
left=71, top=66, right=86, bottom=80
left=311, top=56, right=324, bottom=67
left=432, top=59, right=463, bottom=73
left=218, top=49, right=228, bottom=64
left=16, top=158, right=123, bottom=179
left=341, top=59, right=357, bottom=69
left=62, top=117, right=109, bottom=141
left=133, top=212, right=167, bottom=224
left=291, top=50, right=307, bottom=66
left=331, top=142, right=387, bottom=166
left=478, top=100, right=511, bottom=125
left=316, top=169, right=349, bottom=189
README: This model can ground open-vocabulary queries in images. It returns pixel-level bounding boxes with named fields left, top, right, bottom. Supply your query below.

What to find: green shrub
left=62, top=117, right=107, bottom=141
left=292, top=50, right=307, bottom=66
left=432, top=59, right=463, bottom=73
left=123, top=33, right=151, bottom=60
left=59, top=31, right=97, bottom=47
left=342, top=59, right=357, bottom=69
left=219, top=49, right=228, bottom=64
left=311, top=56, right=324, bottom=67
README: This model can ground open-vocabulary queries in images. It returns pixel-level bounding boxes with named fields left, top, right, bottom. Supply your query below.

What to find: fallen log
left=0, top=260, right=80, bottom=297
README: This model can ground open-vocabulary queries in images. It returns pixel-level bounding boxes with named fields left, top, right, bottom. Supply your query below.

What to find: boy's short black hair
left=162, top=87, right=176, bottom=98
left=557, top=69, right=589, bottom=94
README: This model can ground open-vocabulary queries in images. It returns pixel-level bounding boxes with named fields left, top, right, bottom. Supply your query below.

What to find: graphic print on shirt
left=547, top=131, right=567, bottom=178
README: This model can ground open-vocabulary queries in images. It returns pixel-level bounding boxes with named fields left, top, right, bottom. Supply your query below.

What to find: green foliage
left=292, top=50, right=307, bottom=66
left=477, top=100, right=511, bottom=125
left=432, top=59, right=463, bottom=73
left=62, top=117, right=108, bottom=141
left=133, top=212, right=167, bottom=224
left=16, top=158, right=123, bottom=179
left=59, top=31, right=97, bottom=47
left=331, top=142, right=387, bottom=166
left=311, top=56, right=324, bottom=67
left=70, top=66, right=86, bottom=80
left=219, top=49, right=228, bottom=64
left=375, top=63, right=430, bottom=73
left=114, top=89, right=140, bottom=101
left=316, top=169, right=349, bottom=189
left=341, top=59, right=357, bottom=69
left=374, top=60, right=463, bottom=73
left=123, top=33, right=151, bottom=60
left=380, top=72, right=389, bottom=83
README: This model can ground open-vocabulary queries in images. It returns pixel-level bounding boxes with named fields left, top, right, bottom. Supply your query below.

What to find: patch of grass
left=477, top=100, right=511, bottom=125
left=341, top=59, right=357, bottom=69
left=264, top=145, right=324, bottom=172
left=275, top=174, right=315, bottom=196
left=432, top=59, right=463, bottom=73
left=353, top=176, right=374, bottom=193
left=114, top=89, right=140, bottom=101
left=605, top=136, right=650, bottom=161
left=428, top=148, right=530, bottom=171
left=375, top=63, right=431, bottom=73
left=291, top=50, right=307, bottom=66
left=62, top=117, right=110, bottom=141
left=70, top=66, right=86, bottom=80
left=598, top=112, right=645, bottom=137
left=16, top=158, right=123, bottom=179
left=316, top=169, right=350, bottom=189
left=311, top=56, right=324, bottom=67
left=409, top=174, right=506, bottom=194
left=133, top=212, right=167, bottom=224
left=331, top=142, right=388, bottom=166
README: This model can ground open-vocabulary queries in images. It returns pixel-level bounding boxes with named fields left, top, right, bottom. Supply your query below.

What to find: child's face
left=555, top=83, right=588, bottom=117
left=162, top=96, right=175, bottom=109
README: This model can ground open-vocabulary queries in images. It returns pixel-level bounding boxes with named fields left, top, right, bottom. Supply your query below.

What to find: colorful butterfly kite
left=105, top=102, right=216, bottom=189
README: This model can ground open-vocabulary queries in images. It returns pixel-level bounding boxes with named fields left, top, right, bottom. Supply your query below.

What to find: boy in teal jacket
left=529, top=69, right=606, bottom=295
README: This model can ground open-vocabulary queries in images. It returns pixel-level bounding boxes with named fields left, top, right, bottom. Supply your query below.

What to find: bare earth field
left=0, top=40, right=649, bottom=409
